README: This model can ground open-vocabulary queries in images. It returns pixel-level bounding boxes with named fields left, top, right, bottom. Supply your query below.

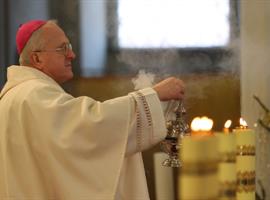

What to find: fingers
left=167, top=77, right=185, bottom=100
left=176, top=90, right=184, bottom=100
left=175, top=78, right=185, bottom=100
left=153, top=77, right=185, bottom=101
left=179, top=91, right=185, bottom=100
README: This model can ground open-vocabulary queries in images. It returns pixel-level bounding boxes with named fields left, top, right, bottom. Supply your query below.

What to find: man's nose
left=67, top=49, right=76, bottom=60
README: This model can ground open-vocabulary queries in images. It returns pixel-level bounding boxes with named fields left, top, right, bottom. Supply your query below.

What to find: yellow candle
left=179, top=136, right=219, bottom=200
left=217, top=130, right=236, bottom=199
left=179, top=116, right=218, bottom=200
left=233, top=118, right=255, bottom=200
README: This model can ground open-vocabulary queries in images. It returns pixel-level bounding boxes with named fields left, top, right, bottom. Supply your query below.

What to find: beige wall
left=241, top=1, right=270, bottom=199
left=240, top=0, right=270, bottom=125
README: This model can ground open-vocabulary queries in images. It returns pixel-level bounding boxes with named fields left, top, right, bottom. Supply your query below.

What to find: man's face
left=36, top=23, right=76, bottom=84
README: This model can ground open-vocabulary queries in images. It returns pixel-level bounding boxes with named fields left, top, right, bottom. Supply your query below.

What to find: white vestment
left=0, top=66, right=169, bottom=200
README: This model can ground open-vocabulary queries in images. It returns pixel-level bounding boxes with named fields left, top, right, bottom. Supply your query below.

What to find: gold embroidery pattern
left=135, top=91, right=153, bottom=143
left=219, top=181, right=236, bottom=199
left=135, top=100, right=142, bottom=151
left=236, top=171, right=255, bottom=193
left=181, top=160, right=219, bottom=175
left=236, top=145, right=255, bottom=156
left=219, top=152, right=236, bottom=163
left=179, top=197, right=219, bottom=200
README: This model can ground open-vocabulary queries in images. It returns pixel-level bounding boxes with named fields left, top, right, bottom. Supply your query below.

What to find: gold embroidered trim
left=236, top=171, right=256, bottom=193
left=219, top=181, right=236, bottom=198
left=181, top=160, right=219, bottom=175
left=135, top=100, right=142, bottom=151
left=219, top=152, right=236, bottom=163
left=179, top=197, right=219, bottom=200
left=135, top=91, right=153, bottom=143
left=236, top=145, right=255, bottom=156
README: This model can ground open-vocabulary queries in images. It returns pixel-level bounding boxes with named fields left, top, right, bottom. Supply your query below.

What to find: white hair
left=19, top=20, right=58, bottom=66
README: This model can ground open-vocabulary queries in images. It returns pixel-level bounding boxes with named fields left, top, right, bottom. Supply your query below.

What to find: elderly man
left=0, top=20, right=185, bottom=200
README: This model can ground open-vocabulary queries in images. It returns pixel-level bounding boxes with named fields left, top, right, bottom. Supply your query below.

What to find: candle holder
left=160, top=101, right=190, bottom=167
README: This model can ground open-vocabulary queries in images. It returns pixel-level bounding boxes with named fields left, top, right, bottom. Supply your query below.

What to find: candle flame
left=190, top=117, right=201, bottom=131
left=240, top=118, right=248, bottom=127
left=191, top=116, right=213, bottom=132
left=224, top=120, right=232, bottom=129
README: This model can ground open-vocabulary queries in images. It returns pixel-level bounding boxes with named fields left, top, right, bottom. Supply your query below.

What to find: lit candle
left=191, top=116, right=213, bottom=136
left=239, top=118, right=248, bottom=129
left=223, top=119, right=232, bottom=134
left=217, top=119, right=236, bottom=199
left=179, top=124, right=219, bottom=200
left=233, top=118, right=255, bottom=200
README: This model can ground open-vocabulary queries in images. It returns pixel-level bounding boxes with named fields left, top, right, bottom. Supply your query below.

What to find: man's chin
left=66, top=73, right=74, bottom=82
left=59, top=73, right=74, bottom=84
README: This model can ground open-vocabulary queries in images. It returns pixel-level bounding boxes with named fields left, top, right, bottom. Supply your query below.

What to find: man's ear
left=30, top=52, right=43, bottom=69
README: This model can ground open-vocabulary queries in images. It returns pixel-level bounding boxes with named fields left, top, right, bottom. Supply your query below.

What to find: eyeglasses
left=33, top=43, right=73, bottom=56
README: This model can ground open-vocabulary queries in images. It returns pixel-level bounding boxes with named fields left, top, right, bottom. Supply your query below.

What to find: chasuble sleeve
left=125, top=88, right=167, bottom=156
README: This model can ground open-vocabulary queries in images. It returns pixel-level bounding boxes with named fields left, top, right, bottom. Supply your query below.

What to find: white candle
left=153, top=152, right=174, bottom=200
